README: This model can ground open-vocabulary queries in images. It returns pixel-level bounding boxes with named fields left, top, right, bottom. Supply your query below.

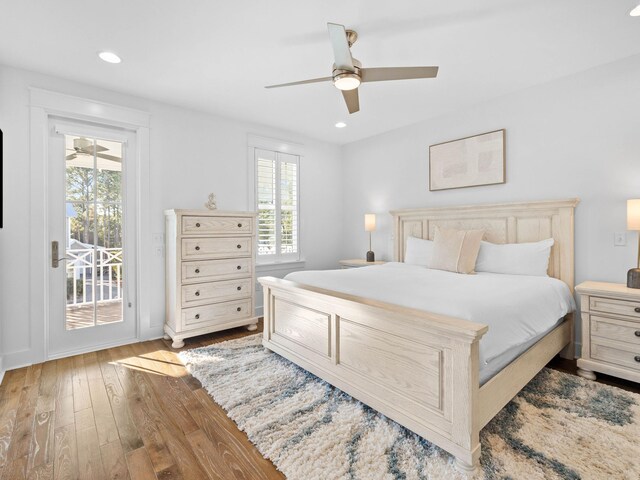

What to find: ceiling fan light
left=98, top=51, right=122, bottom=64
left=631, top=3, right=640, bottom=16
left=334, top=73, right=361, bottom=91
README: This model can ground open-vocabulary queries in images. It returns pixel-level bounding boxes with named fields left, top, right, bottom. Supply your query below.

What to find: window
left=255, top=148, right=299, bottom=262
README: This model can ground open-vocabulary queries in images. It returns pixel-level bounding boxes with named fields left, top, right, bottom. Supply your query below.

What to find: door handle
left=51, top=241, right=67, bottom=268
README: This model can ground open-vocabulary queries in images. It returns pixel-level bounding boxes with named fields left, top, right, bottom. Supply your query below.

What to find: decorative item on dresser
left=364, top=213, right=376, bottom=262
left=576, top=281, right=640, bottom=382
left=164, top=209, right=258, bottom=348
left=627, top=199, right=640, bottom=288
left=339, top=259, right=386, bottom=269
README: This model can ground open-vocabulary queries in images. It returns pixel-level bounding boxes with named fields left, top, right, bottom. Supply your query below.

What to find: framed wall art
left=429, top=129, right=505, bottom=191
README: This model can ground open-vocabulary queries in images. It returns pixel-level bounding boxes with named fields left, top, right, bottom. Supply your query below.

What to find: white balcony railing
left=66, top=247, right=123, bottom=306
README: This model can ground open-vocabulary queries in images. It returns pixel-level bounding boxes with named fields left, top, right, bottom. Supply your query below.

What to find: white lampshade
left=628, top=199, right=640, bottom=231
left=364, top=214, right=376, bottom=232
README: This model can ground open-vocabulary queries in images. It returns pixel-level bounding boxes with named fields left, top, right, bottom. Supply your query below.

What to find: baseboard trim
left=0, top=356, right=4, bottom=385
left=47, top=336, right=140, bottom=361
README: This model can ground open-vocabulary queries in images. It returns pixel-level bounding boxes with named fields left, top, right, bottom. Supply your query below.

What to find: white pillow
left=475, top=238, right=554, bottom=276
left=404, top=236, right=434, bottom=266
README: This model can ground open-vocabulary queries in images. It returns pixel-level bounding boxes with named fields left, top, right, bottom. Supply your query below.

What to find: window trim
left=247, top=134, right=303, bottom=265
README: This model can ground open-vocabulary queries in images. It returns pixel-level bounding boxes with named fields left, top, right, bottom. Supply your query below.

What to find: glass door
left=48, top=120, right=137, bottom=357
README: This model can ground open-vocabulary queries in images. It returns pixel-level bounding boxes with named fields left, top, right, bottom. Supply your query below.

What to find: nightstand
left=339, top=259, right=387, bottom=269
left=575, top=281, right=640, bottom=383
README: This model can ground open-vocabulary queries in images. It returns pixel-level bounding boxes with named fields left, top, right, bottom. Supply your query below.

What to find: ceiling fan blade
left=96, top=153, right=122, bottom=162
left=361, top=66, right=439, bottom=83
left=341, top=89, right=360, bottom=114
left=92, top=144, right=109, bottom=153
left=327, top=23, right=354, bottom=71
left=265, top=77, right=332, bottom=89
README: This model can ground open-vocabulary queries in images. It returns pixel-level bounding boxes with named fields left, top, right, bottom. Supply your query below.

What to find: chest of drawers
left=164, top=209, right=258, bottom=348
left=576, top=281, right=640, bottom=383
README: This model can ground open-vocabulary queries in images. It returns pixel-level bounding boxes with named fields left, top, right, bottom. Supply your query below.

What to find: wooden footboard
left=259, top=276, right=489, bottom=471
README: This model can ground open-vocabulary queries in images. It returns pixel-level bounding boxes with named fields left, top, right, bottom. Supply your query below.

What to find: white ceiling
left=1, top=0, right=639, bottom=144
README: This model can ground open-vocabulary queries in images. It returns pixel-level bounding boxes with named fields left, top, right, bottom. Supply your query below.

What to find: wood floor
left=0, top=320, right=284, bottom=480
left=1, top=323, right=638, bottom=480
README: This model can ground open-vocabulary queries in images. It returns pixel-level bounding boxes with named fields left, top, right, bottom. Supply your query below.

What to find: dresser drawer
left=181, top=237, right=252, bottom=260
left=182, top=216, right=252, bottom=235
left=591, top=339, right=640, bottom=372
left=182, top=257, right=252, bottom=283
left=182, top=298, right=252, bottom=329
left=590, top=296, right=640, bottom=319
left=591, top=314, right=640, bottom=345
left=182, top=277, right=252, bottom=307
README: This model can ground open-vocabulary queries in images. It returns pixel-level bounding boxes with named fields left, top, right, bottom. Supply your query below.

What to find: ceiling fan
left=265, top=22, right=439, bottom=114
left=65, top=137, right=121, bottom=162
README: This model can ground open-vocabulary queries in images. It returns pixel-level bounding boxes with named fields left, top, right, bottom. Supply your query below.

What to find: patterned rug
left=179, top=335, right=640, bottom=480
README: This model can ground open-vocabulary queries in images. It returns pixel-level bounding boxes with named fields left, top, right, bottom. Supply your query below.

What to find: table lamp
left=628, top=199, right=640, bottom=289
left=365, top=214, right=376, bottom=262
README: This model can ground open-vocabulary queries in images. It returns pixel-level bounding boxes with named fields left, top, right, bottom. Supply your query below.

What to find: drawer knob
left=635, top=356, right=640, bottom=363
left=237, top=244, right=241, bottom=249
left=195, top=291, right=200, bottom=297
left=195, top=314, right=200, bottom=320
left=195, top=246, right=200, bottom=251
left=236, top=265, right=242, bottom=270
left=237, top=223, right=242, bottom=228
left=635, top=331, right=640, bottom=337
left=196, top=222, right=200, bottom=227
left=195, top=268, right=200, bottom=274
left=237, top=286, right=242, bottom=291
left=635, top=307, right=640, bottom=313
left=237, top=307, right=242, bottom=312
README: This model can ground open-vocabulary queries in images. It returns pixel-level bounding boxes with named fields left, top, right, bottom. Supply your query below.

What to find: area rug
left=179, top=335, right=640, bottom=480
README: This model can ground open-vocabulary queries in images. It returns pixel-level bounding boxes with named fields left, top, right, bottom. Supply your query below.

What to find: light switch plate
left=614, top=232, right=627, bottom=246
left=152, top=233, right=164, bottom=244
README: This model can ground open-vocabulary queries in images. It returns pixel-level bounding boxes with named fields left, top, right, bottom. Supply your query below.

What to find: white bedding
left=284, top=262, right=575, bottom=384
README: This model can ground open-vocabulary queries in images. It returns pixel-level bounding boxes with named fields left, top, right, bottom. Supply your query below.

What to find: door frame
left=29, top=88, right=151, bottom=362
left=48, top=121, right=137, bottom=356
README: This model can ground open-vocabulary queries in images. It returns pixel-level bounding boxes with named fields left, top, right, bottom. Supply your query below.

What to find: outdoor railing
left=66, top=247, right=123, bottom=306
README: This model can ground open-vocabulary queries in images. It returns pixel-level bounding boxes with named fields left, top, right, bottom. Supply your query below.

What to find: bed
left=258, top=199, right=579, bottom=472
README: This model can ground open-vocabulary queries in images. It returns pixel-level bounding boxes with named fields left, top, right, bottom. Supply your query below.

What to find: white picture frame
left=429, top=129, right=505, bottom=191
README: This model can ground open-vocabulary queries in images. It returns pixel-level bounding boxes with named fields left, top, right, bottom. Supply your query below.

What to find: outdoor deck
left=66, top=300, right=123, bottom=329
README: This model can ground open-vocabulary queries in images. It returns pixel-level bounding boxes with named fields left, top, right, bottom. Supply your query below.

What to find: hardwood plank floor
left=0, top=321, right=284, bottom=480
left=2, top=319, right=638, bottom=480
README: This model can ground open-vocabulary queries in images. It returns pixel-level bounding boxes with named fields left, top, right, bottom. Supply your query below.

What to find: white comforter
left=285, top=262, right=575, bottom=376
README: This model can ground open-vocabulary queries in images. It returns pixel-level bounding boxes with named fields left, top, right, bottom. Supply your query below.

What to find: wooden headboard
left=390, top=199, right=580, bottom=291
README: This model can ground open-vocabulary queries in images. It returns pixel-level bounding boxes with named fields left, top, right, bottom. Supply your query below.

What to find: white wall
left=0, top=64, right=343, bottom=370
left=341, top=54, right=640, bottom=352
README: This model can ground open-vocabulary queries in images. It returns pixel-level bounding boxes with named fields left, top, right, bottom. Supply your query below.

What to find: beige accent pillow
left=428, top=227, right=484, bottom=274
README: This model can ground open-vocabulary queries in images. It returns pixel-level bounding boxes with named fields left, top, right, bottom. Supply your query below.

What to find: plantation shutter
left=255, top=148, right=300, bottom=261
left=279, top=153, right=298, bottom=255
left=256, top=149, right=277, bottom=256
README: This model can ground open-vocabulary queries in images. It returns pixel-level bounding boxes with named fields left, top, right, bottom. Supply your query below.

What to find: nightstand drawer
left=591, top=315, right=640, bottom=345
left=590, top=296, right=640, bottom=319
left=591, top=339, right=640, bottom=372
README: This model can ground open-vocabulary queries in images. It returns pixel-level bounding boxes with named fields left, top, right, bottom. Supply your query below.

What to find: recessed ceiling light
left=98, top=51, right=122, bottom=64
left=335, top=122, right=347, bottom=128
left=631, top=3, right=640, bottom=16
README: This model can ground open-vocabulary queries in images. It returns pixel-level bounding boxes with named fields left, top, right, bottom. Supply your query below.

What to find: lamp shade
left=364, top=214, right=376, bottom=232
left=628, top=199, right=640, bottom=231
